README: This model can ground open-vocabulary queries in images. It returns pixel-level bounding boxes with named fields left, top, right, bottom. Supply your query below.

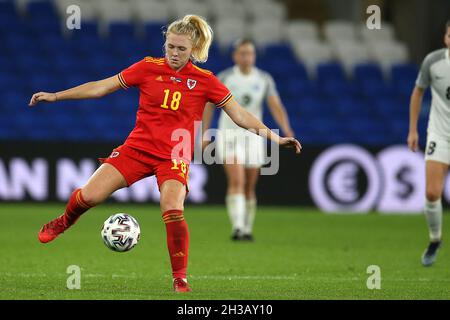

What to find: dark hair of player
left=232, top=38, right=255, bottom=52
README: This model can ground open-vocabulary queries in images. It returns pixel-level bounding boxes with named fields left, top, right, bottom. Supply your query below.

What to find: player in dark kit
left=29, top=15, right=301, bottom=292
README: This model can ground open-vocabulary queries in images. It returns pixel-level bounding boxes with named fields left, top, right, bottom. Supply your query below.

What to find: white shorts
left=425, top=132, right=450, bottom=165
left=216, top=129, right=266, bottom=168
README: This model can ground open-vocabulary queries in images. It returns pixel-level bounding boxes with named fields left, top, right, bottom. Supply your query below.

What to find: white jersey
left=416, top=48, right=450, bottom=139
left=217, top=66, right=279, bottom=131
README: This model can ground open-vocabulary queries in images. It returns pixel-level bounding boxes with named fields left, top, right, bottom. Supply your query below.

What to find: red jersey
left=117, top=57, right=233, bottom=162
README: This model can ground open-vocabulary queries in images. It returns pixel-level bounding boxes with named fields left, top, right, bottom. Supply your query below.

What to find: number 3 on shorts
left=427, top=141, right=436, bottom=155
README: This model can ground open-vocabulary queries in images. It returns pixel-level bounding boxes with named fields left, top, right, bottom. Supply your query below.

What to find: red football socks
left=162, top=210, right=189, bottom=279
left=63, top=188, right=93, bottom=226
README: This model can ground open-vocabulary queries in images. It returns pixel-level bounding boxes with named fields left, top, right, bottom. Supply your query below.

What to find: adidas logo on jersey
left=172, top=251, right=185, bottom=257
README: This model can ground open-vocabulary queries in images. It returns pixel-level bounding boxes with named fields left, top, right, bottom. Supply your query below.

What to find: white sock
left=226, top=194, right=246, bottom=232
left=424, top=199, right=442, bottom=242
left=244, top=198, right=257, bottom=235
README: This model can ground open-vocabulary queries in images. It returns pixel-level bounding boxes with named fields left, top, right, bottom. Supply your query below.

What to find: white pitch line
left=187, top=275, right=297, bottom=280
left=2, top=272, right=450, bottom=283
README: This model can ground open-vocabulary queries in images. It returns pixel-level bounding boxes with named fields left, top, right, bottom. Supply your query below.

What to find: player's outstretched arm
left=222, top=98, right=301, bottom=154
left=29, top=75, right=122, bottom=107
left=407, top=86, right=425, bottom=152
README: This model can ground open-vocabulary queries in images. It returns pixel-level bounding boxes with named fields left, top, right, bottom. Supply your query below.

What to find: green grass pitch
left=0, top=203, right=449, bottom=300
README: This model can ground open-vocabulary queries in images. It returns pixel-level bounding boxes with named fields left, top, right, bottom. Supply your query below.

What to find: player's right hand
left=279, top=137, right=302, bottom=154
left=29, top=92, right=57, bottom=107
left=407, top=131, right=419, bottom=152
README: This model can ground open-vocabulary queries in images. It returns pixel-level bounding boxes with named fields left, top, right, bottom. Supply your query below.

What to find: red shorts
left=99, top=144, right=189, bottom=191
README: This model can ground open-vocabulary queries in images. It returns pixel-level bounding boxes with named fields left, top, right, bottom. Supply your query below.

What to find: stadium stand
left=0, top=0, right=426, bottom=145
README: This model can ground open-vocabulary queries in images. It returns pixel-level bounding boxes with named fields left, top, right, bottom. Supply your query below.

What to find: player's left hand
left=29, top=92, right=57, bottom=106
left=279, top=137, right=302, bottom=154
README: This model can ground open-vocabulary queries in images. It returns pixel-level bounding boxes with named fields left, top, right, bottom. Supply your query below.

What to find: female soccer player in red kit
left=29, top=15, right=301, bottom=292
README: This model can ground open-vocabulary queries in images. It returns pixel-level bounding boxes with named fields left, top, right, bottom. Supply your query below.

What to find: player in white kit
left=408, top=21, right=450, bottom=266
left=202, top=38, right=294, bottom=241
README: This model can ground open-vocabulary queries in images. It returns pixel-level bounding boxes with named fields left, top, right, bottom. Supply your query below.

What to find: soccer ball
left=101, top=213, right=141, bottom=252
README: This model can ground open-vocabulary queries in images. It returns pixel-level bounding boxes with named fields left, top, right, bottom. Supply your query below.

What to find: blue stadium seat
left=346, top=117, right=388, bottom=145
left=144, top=22, right=166, bottom=40
left=217, top=58, right=234, bottom=72
left=0, top=119, right=22, bottom=140
left=71, top=36, right=112, bottom=56
left=108, top=22, right=136, bottom=38
left=355, top=77, right=393, bottom=99
left=27, top=73, right=61, bottom=92
left=4, top=34, right=37, bottom=53
left=39, top=34, right=67, bottom=51
left=70, top=21, right=99, bottom=40
left=44, top=38, right=83, bottom=58
left=320, top=78, right=355, bottom=98
left=335, top=97, right=372, bottom=117
left=15, top=111, right=38, bottom=132
left=0, top=1, right=17, bottom=17
left=84, top=53, right=121, bottom=76
left=51, top=53, right=86, bottom=73
left=112, top=37, right=148, bottom=57
left=386, top=121, right=409, bottom=144
left=282, top=97, right=299, bottom=113
left=281, top=77, right=317, bottom=100
left=317, top=62, right=347, bottom=82
left=261, top=44, right=297, bottom=64
left=391, top=63, right=418, bottom=98
left=260, top=59, right=308, bottom=83
left=201, top=57, right=222, bottom=74
left=2, top=19, right=32, bottom=37
left=15, top=53, right=53, bottom=73
left=353, top=63, right=391, bottom=98
left=62, top=72, right=93, bottom=88
left=148, top=40, right=165, bottom=57
left=112, top=93, right=140, bottom=111
left=0, top=73, right=24, bottom=93
left=316, top=62, right=354, bottom=97
left=121, top=52, right=150, bottom=67
left=354, top=63, right=384, bottom=81
left=0, top=52, right=19, bottom=72
left=220, top=45, right=236, bottom=60
left=45, top=115, right=68, bottom=134
left=208, top=44, right=221, bottom=58
left=1, top=91, right=29, bottom=113
left=31, top=19, right=62, bottom=37
left=26, top=0, right=58, bottom=20
left=297, top=96, right=336, bottom=119
left=306, top=118, right=343, bottom=139
left=83, top=114, right=115, bottom=134
left=373, top=96, right=409, bottom=119
left=0, top=2, right=20, bottom=36
left=143, top=23, right=166, bottom=56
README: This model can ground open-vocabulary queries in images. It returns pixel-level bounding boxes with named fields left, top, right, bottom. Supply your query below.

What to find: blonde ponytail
left=166, top=15, right=213, bottom=63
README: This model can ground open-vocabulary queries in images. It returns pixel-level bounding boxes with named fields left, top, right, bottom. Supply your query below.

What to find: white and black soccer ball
left=101, top=213, right=141, bottom=252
